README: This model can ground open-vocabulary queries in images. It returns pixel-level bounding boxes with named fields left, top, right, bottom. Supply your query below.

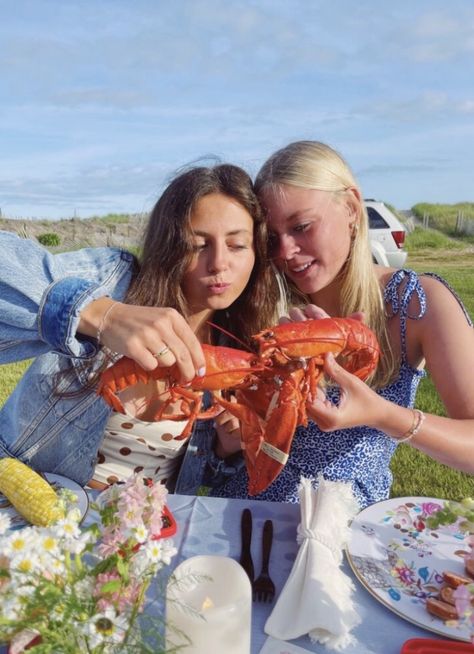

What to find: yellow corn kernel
left=0, top=458, right=65, bottom=527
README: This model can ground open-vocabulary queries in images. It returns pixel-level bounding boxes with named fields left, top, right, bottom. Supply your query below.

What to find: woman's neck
left=309, top=284, right=343, bottom=317
left=188, top=309, right=214, bottom=344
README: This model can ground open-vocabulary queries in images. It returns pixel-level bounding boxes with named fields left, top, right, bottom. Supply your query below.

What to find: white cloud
left=1, top=0, right=473, bottom=216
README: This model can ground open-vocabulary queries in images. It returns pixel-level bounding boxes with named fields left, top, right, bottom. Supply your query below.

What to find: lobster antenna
left=205, top=321, right=251, bottom=351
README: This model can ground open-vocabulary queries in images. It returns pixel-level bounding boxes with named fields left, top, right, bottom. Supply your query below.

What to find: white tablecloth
left=163, top=494, right=446, bottom=654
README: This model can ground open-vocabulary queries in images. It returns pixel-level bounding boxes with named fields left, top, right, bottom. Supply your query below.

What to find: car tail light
left=391, top=230, right=405, bottom=248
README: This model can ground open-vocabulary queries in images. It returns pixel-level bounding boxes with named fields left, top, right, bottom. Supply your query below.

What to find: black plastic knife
left=239, top=508, right=254, bottom=583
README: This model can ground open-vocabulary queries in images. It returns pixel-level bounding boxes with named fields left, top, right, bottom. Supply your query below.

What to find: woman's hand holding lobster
left=213, top=396, right=242, bottom=459
left=306, top=352, right=382, bottom=431
left=79, top=298, right=205, bottom=382
left=279, top=304, right=365, bottom=324
left=280, top=303, right=378, bottom=431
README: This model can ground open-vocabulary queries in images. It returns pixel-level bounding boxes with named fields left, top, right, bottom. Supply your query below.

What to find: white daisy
left=54, top=516, right=81, bottom=540
left=142, top=540, right=163, bottom=564
left=84, top=607, right=128, bottom=649
left=39, top=534, right=60, bottom=556
left=1, top=533, right=28, bottom=558
left=133, top=522, right=148, bottom=544
left=10, top=550, right=41, bottom=575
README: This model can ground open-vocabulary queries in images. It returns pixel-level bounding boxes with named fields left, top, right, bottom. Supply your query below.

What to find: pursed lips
left=207, top=281, right=231, bottom=293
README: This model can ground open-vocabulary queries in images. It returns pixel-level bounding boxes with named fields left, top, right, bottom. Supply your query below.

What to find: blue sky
left=1, top=0, right=473, bottom=219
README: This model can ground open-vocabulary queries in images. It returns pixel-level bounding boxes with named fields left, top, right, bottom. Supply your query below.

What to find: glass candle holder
left=166, top=554, right=252, bottom=653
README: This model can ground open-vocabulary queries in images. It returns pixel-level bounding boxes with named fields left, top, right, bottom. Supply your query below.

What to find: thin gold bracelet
left=396, top=408, right=425, bottom=443
left=96, top=301, right=118, bottom=344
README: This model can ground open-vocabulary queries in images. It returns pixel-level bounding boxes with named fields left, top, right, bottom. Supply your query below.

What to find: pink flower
left=420, top=502, right=442, bottom=516
left=94, top=570, right=143, bottom=614
left=98, top=525, right=126, bottom=557
left=394, top=565, right=416, bottom=585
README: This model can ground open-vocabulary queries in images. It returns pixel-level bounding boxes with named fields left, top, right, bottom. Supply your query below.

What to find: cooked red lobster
left=97, top=318, right=380, bottom=495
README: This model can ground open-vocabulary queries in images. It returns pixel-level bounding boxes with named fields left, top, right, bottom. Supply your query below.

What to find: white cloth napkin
left=265, top=476, right=361, bottom=651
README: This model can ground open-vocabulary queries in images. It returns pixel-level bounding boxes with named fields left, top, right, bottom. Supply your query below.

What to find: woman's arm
left=305, top=278, right=474, bottom=473
left=0, top=232, right=205, bottom=380
left=0, top=231, right=133, bottom=362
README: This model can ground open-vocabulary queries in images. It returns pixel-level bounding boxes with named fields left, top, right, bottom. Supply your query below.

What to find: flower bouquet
left=427, top=497, right=474, bottom=643
left=0, top=475, right=177, bottom=653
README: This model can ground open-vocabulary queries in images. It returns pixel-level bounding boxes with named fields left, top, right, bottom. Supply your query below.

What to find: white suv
left=365, top=199, right=408, bottom=268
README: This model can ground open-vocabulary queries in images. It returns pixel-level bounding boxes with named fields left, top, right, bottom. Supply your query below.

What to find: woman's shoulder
left=379, top=268, right=425, bottom=317
left=379, top=267, right=472, bottom=326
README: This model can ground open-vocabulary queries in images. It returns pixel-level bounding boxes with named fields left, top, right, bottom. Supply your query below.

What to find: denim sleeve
left=173, top=415, right=245, bottom=496
left=0, top=231, right=135, bottom=362
left=202, top=445, right=245, bottom=489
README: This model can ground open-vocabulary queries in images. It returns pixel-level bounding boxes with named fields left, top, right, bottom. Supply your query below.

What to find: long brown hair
left=126, top=163, right=279, bottom=349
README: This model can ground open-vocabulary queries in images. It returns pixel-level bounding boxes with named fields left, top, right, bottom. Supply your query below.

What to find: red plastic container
left=153, top=504, right=177, bottom=539
left=401, top=638, right=474, bottom=653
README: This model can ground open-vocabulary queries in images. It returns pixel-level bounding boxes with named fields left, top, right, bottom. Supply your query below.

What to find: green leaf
left=91, top=554, right=118, bottom=576
left=100, top=579, right=122, bottom=594
left=116, top=555, right=129, bottom=582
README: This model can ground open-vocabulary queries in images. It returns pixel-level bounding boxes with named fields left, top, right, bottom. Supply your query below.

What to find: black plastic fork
left=253, top=519, right=275, bottom=602
left=239, top=508, right=254, bottom=583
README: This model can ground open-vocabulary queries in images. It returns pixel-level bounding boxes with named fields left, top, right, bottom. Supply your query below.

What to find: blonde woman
left=213, top=140, right=474, bottom=507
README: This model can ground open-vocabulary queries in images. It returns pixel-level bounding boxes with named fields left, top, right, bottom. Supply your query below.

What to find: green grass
left=95, top=213, right=131, bottom=225
left=0, top=360, right=31, bottom=406
left=405, top=226, right=466, bottom=252
left=390, top=374, right=473, bottom=501
left=412, top=201, right=474, bottom=225
left=411, top=202, right=474, bottom=242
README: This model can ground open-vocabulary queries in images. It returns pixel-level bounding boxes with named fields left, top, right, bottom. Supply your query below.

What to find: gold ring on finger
left=154, top=346, right=171, bottom=358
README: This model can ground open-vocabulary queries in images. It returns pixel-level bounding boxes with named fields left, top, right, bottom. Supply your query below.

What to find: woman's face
left=262, top=184, right=355, bottom=298
left=181, top=192, right=256, bottom=316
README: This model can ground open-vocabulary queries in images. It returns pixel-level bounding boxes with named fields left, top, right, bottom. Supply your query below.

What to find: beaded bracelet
left=396, top=408, right=425, bottom=443
left=96, top=301, right=119, bottom=344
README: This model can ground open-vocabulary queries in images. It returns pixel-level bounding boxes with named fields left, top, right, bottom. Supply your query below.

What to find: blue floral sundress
left=212, top=270, right=472, bottom=508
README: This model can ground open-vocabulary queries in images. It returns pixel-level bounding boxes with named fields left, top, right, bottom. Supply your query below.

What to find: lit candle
left=166, top=555, right=252, bottom=653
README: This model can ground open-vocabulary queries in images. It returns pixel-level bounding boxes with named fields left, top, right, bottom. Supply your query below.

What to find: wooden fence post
left=455, top=211, right=465, bottom=234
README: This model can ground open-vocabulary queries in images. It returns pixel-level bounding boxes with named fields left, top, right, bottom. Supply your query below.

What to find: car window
left=367, top=207, right=389, bottom=229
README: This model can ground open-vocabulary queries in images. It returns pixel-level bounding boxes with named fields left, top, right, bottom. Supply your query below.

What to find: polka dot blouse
left=92, top=410, right=188, bottom=487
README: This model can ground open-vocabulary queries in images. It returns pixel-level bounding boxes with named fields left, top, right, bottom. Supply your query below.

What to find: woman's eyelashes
left=192, top=240, right=249, bottom=253
left=293, top=222, right=311, bottom=234
left=268, top=223, right=312, bottom=250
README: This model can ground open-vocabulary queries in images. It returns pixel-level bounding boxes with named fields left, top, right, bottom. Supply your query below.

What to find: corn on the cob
left=0, top=458, right=65, bottom=526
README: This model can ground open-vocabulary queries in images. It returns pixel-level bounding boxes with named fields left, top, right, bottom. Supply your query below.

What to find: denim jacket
left=0, top=231, right=243, bottom=492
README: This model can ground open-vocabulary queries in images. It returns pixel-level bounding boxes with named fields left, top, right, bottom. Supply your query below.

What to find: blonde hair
left=255, top=140, right=396, bottom=388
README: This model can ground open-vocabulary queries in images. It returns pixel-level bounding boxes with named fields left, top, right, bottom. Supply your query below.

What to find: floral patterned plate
left=345, top=496, right=472, bottom=642
left=0, top=473, right=89, bottom=530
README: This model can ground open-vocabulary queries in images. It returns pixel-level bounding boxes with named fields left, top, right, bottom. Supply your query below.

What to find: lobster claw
left=214, top=394, right=263, bottom=467
left=245, top=376, right=302, bottom=496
